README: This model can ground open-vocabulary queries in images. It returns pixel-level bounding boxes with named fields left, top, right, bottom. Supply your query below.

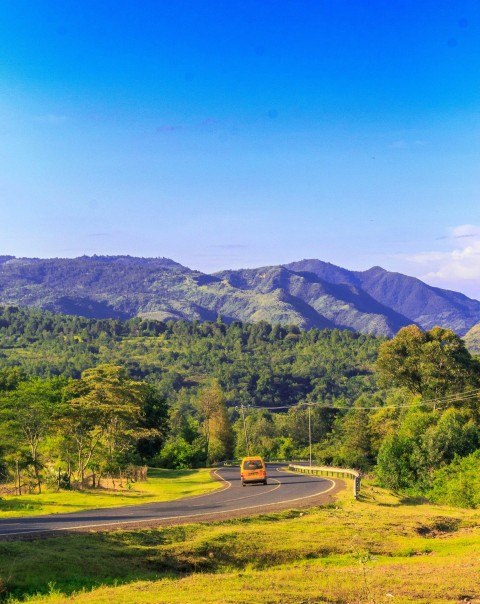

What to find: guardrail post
left=354, top=476, right=361, bottom=499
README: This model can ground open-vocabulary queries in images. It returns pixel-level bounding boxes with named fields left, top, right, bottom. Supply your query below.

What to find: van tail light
left=241, top=474, right=244, bottom=479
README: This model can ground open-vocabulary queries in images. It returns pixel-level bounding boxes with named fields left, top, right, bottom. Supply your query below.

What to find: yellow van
left=240, top=456, right=267, bottom=486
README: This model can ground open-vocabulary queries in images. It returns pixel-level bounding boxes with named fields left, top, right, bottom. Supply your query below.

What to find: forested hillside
left=1, top=305, right=479, bottom=508
left=0, top=305, right=379, bottom=404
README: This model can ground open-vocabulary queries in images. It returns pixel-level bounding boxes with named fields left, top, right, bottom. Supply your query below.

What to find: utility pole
left=240, top=403, right=250, bottom=456
left=307, top=403, right=312, bottom=467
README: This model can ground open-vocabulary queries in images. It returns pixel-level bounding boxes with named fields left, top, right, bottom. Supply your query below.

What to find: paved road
left=0, top=464, right=340, bottom=539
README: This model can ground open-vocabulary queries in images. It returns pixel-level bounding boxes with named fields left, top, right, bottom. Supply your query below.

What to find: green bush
left=428, top=451, right=480, bottom=508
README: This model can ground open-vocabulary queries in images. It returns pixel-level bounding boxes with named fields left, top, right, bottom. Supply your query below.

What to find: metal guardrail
left=216, top=459, right=361, bottom=499
left=288, top=464, right=361, bottom=499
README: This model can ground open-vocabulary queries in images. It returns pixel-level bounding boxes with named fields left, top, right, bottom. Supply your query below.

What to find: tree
left=428, top=451, right=480, bottom=508
left=234, top=409, right=278, bottom=459
left=337, top=407, right=375, bottom=471
left=135, top=385, right=169, bottom=461
left=61, top=364, right=150, bottom=487
left=376, top=408, right=436, bottom=491
left=0, top=377, right=65, bottom=493
left=376, top=433, right=416, bottom=491
left=195, top=381, right=234, bottom=464
left=376, top=325, right=480, bottom=399
left=424, top=408, right=479, bottom=468
left=158, top=397, right=205, bottom=469
left=0, top=367, right=26, bottom=392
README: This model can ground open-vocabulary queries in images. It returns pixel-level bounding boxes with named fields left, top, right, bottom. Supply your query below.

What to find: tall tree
left=135, top=384, right=169, bottom=460
left=61, top=364, right=150, bottom=487
left=376, top=325, right=480, bottom=399
left=195, top=380, right=234, bottom=464
left=0, top=377, right=65, bottom=493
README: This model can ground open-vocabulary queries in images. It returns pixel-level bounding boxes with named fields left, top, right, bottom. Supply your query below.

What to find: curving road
left=0, top=464, right=342, bottom=539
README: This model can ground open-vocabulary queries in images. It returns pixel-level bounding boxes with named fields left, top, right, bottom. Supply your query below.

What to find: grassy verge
left=0, top=468, right=221, bottom=518
left=0, top=481, right=478, bottom=603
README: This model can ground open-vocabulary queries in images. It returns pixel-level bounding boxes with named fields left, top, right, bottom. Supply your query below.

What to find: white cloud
left=406, top=250, right=447, bottom=264
left=398, top=225, right=480, bottom=299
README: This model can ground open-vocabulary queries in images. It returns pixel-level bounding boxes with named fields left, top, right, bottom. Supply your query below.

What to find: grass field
left=0, top=468, right=221, bottom=518
left=0, top=481, right=478, bottom=603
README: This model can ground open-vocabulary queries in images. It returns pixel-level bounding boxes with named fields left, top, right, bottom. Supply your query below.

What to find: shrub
left=428, top=451, right=480, bottom=508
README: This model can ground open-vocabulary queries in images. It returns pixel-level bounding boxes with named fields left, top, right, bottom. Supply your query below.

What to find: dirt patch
left=415, top=516, right=461, bottom=537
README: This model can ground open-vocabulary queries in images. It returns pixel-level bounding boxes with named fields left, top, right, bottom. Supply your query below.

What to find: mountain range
left=1, top=255, right=480, bottom=338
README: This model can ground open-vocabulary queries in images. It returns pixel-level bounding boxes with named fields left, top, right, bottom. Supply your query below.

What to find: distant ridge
left=283, top=259, right=480, bottom=335
left=1, top=255, right=479, bottom=337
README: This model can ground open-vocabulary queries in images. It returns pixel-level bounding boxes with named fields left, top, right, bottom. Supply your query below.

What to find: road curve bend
left=0, top=464, right=343, bottom=539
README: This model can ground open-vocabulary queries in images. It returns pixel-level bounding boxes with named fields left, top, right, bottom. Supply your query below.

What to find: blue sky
left=1, top=1, right=480, bottom=297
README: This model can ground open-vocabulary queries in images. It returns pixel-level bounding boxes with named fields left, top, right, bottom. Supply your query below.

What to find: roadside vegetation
left=1, top=307, right=480, bottom=509
left=0, top=468, right=220, bottom=518
left=0, top=482, right=478, bottom=603
left=0, top=307, right=479, bottom=602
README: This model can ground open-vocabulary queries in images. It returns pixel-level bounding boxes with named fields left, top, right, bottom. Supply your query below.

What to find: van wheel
left=242, top=482, right=246, bottom=487
left=263, top=479, right=268, bottom=485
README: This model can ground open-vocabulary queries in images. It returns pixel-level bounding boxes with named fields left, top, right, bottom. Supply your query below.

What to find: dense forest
left=0, top=305, right=479, bottom=507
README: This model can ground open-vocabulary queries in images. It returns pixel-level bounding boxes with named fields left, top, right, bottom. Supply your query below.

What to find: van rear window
left=243, top=460, right=263, bottom=470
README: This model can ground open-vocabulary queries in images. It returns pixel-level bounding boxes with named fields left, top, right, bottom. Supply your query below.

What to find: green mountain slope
left=1, top=255, right=479, bottom=337
left=284, top=259, right=480, bottom=335
left=215, top=265, right=411, bottom=336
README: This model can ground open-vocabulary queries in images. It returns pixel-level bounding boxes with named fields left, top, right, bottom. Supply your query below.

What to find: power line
left=237, top=388, right=480, bottom=413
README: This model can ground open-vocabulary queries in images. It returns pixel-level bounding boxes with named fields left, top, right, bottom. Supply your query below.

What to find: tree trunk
left=15, top=459, right=21, bottom=496
left=34, top=463, right=42, bottom=494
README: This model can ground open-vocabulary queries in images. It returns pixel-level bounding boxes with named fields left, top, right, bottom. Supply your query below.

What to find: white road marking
left=0, top=478, right=337, bottom=537
left=218, top=478, right=281, bottom=504
left=0, top=523, right=21, bottom=526
left=212, top=469, right=232, bottom=491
